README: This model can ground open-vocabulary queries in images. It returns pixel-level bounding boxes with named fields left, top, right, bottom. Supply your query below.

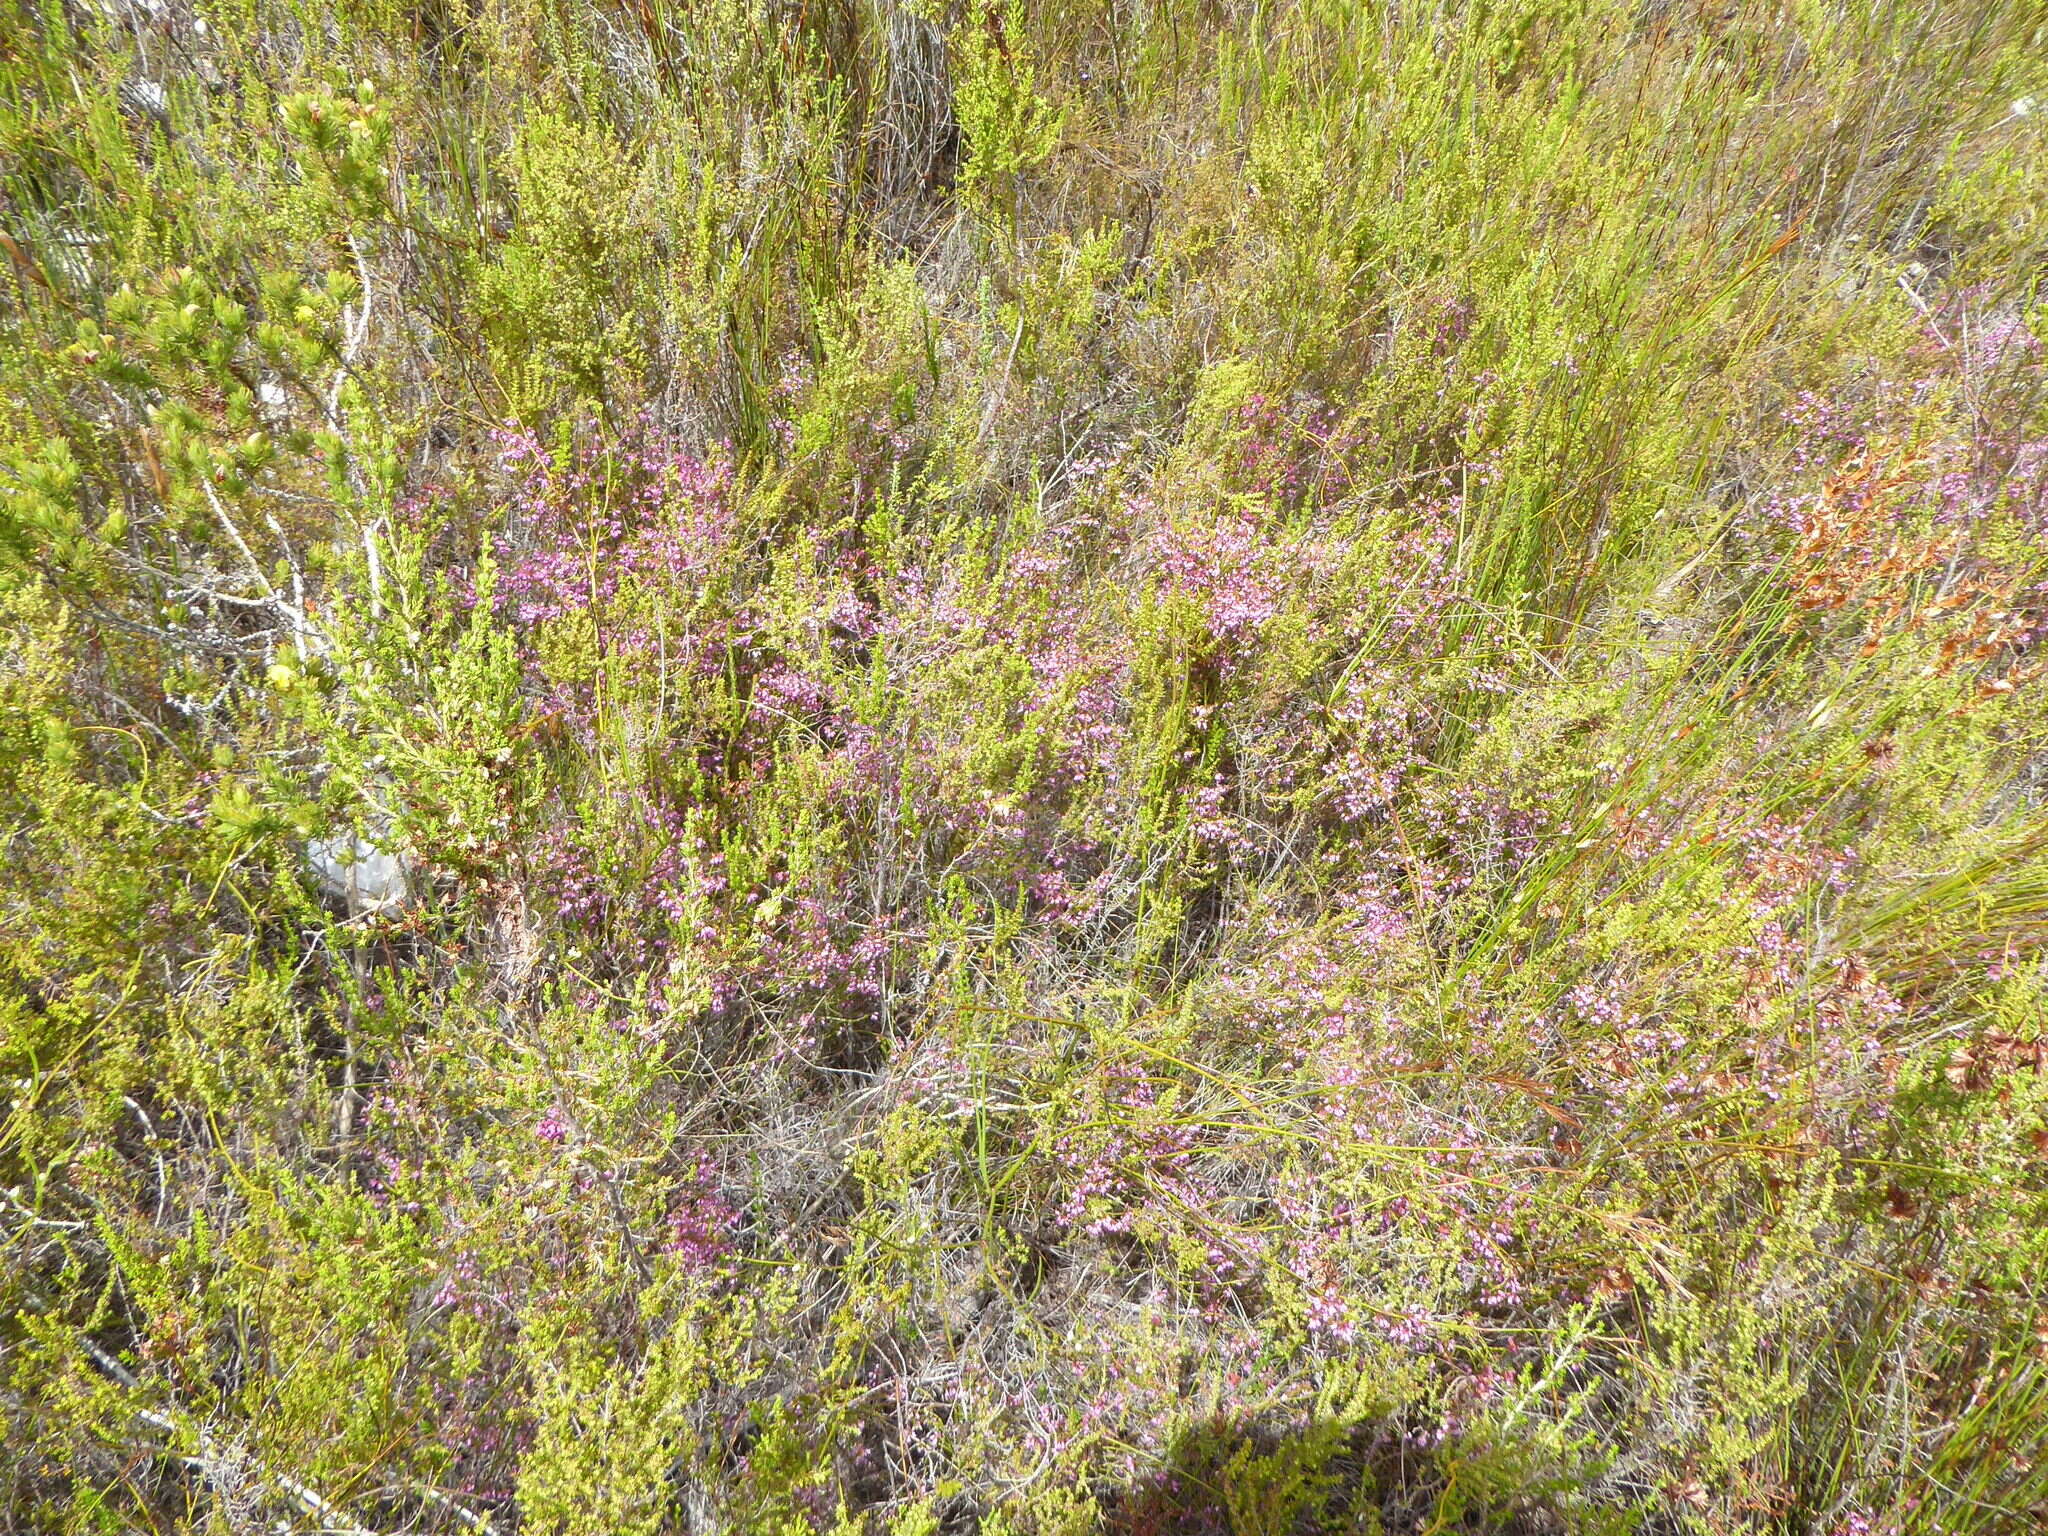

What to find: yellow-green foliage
left=3, top=1, right=2048, bottom=1534
left=480, top=111, right=654, bottom=418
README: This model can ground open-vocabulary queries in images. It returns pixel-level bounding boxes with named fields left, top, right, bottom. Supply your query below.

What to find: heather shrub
left=3, top=2, right=2048, bottom=1534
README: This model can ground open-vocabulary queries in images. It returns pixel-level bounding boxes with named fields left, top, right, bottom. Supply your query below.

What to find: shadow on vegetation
left=1088, top=1409, right=1611, bottom=1536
